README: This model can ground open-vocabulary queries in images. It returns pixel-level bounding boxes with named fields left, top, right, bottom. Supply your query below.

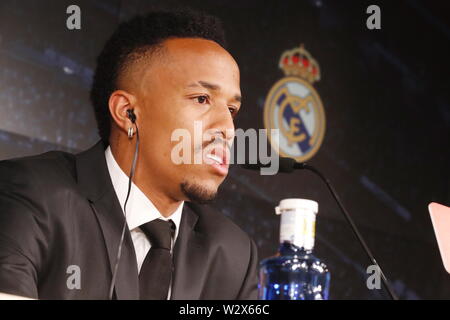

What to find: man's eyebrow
left=187, top=80, right=242, bottom=103
left=187, top=81, right=220, bottom=91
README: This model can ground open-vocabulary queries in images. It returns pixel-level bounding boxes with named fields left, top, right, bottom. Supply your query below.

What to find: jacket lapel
left=171, top=202, right=210, bottom=300
left=75, top=141, right=139, bottom=299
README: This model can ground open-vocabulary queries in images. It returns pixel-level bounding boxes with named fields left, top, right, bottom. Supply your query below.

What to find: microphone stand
left=242, top=159, right=399, bottom=300
left=296, top=162, right=399, bottom=300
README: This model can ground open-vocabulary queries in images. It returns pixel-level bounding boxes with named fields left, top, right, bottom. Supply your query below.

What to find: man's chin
left=180, top=180, right=218, bottom=204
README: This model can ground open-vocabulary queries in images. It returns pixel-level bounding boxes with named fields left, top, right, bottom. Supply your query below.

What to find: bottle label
left=280, top=207, right=316, bottom=250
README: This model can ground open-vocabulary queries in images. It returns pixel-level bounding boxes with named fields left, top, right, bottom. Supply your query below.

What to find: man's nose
left=210, top=103, right=235, bottom=142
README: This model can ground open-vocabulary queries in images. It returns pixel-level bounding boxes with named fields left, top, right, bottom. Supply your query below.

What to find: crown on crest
left=279, top=44, right=321, bottom=84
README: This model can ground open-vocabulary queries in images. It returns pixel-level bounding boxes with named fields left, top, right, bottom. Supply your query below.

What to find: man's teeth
left=206, top=153, right=223, bottom=165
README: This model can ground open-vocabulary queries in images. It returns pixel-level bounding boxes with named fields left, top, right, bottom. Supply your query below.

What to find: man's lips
left=203, top=145, right=230, bottom=176
left=206, top=144, right=229, bottom=164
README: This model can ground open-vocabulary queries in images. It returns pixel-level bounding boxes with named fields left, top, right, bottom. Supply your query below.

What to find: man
left=0, top=9, right=258, bottom=299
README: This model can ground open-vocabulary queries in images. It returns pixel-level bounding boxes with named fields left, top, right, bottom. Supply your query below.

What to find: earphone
left=126, top=109, right=136, bottom=124
left=108, top=108, right=139, bottom=299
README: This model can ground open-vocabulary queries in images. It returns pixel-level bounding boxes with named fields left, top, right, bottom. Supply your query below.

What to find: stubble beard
left=180, top=180, right=218, bottom=204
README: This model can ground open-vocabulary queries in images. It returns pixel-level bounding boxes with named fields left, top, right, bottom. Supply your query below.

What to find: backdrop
left=0, top=0, right=449, bottom=299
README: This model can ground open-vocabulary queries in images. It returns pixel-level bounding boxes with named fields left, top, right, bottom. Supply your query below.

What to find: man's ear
left=108, top=90, right=138, bottom=133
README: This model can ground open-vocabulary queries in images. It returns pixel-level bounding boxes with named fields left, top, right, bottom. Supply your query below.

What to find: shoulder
left=0, top=150, right=77, bottom=199
left=0, top=149, right=76, bottom=175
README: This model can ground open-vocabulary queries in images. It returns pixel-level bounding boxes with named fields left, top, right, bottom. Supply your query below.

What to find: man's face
left=130, top=38, right=241, bottom=203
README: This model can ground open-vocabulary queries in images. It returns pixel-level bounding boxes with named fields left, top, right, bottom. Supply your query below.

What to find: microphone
left=241, top=157, right=305, bottom=173
left=241, top=158, right=399, bottom=300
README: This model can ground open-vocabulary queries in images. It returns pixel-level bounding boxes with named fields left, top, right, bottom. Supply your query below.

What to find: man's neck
left=110, top=143, right=182, bottom=218
left=133, top=178, right=182, bottom=218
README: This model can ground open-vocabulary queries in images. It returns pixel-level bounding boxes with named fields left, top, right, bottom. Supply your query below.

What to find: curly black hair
left=90, top=8, right=227, bottom=146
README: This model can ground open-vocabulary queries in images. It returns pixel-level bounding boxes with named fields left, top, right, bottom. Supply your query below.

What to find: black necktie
left=139, top=219, right=176, bottom=300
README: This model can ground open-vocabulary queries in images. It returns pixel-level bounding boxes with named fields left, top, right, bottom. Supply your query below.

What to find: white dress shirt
left=105, top=146, right=183, bottom=298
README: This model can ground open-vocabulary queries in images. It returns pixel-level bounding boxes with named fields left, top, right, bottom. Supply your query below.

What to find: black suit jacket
left=0, top=141, right=258, bottom=299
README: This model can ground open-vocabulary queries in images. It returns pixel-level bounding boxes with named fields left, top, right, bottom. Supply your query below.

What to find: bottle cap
left=275, top=198, right=318, bottom=215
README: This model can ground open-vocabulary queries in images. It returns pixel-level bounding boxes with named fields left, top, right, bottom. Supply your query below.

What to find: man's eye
left=196, top=95, right=209, bottom=104
left=229, top=107, right=238, bottom=117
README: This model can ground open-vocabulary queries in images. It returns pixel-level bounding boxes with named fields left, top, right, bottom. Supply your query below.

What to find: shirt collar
left=104, top=146, right=183, bottom=234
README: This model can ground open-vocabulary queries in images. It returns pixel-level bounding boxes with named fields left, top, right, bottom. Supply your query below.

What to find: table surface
left=0, top=292, right=34, bottom=300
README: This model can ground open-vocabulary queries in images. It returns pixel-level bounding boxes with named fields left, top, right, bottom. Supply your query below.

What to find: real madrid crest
left=264, top=45, right=326, bottom=162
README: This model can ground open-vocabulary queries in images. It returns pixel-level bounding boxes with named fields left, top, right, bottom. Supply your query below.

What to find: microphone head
left=240, top=157, right=298, bottom=173
left=240, top=162, right=262, bottom=171
left=279, top=157, right=296, bottom=173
